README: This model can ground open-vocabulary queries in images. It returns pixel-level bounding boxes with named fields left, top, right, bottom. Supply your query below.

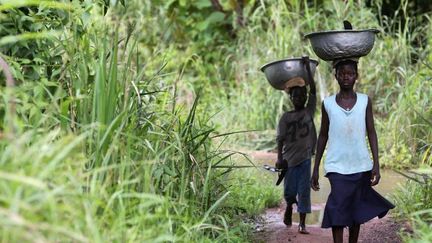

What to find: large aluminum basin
left=304, top=29, right=379, bottom=61
left=260, top=58, right=319, bottom=90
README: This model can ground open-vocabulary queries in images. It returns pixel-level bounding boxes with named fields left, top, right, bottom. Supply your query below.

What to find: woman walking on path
left=311, top=59, right=395, bottom=243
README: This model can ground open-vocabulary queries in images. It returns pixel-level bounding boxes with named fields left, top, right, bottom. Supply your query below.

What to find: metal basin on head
left=260, top=58, right=319, bottom=90
left=304, top=29, right=379, bottom=61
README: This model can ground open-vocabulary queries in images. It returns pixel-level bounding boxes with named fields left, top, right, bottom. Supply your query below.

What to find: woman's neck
left=338, top=89, right=356, bottom=98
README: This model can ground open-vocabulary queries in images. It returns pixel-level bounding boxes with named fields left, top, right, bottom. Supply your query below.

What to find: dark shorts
left=321, top=171, right=395, bottom=228
left=284, top=159, right=311, bottom=213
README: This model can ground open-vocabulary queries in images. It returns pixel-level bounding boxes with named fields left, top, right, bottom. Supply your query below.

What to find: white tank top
left=323, top=93, right=373, bottom=175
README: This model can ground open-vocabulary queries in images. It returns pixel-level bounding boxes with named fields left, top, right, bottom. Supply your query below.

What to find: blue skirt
left=321, top=171, right=395, bottom=228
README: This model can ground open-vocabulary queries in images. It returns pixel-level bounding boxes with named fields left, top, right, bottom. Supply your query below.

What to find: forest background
left=0, top=0, right=431, bottom=242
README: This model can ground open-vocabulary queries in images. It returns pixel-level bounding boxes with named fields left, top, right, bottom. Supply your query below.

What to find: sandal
left=298, top=224, right=310, bottom=234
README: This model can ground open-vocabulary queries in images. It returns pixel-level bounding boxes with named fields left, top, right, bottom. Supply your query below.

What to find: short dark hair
left=334, top=60, right=358, bottom=74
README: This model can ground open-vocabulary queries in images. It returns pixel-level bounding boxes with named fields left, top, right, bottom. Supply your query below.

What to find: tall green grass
left=392, top=169, right=432, bottom=242
left=0, top=129, right=240, bottom=242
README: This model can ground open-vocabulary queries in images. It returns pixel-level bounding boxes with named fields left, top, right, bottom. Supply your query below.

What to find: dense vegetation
left=0, top=0, right=430, bottom=242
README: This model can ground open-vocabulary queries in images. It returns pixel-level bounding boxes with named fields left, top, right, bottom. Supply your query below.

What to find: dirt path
left=247, top=150, right=410, bottom=243
left=253, top=202, right=408, bottom=243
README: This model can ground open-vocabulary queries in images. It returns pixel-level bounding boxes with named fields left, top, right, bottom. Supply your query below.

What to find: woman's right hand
left=311, top=170, right=320, bottom=191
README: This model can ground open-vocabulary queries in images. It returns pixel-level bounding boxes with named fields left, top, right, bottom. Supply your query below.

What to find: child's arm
left=366, top=97, right=381, bottom=186
left=275, top=140, right=286, bottom=169
left=303, top=56, right=317, bottom=115
left=275, top=115, right=288, bottom=169
left=303, top=56, right=316, bottom=95
left=311, top=102, right=329, bottom=191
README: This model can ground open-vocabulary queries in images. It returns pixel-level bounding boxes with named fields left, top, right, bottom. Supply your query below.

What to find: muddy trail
left=248, top=151, right=411, bottom=243
left=253, top=202, right=408, bottom=243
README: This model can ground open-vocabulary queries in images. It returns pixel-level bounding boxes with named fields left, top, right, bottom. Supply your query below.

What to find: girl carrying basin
left=311, top=58, right=395, bottom=243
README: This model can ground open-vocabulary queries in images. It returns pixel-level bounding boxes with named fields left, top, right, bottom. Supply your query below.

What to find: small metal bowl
left=260, top=58, right=319, bottom=90
left=304, top=29, right=379, bottom=61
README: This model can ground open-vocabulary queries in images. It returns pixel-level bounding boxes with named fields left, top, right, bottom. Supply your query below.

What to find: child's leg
left=349, top=224, right=360, bottom=243
left=332, top=227, right=343, bottom=243
left=284, top=204, right=293, bottom=226
left=296, top=159, right=311, bottom=233
left=298, top=213, right=309, bottom=234
left=283, top=167, right=297, bottom=226
left=297, top=160, right=311, bottom=221
left=299, top=212, right=306, bottom=225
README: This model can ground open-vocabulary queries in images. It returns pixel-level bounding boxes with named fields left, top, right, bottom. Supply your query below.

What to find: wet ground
left=249, top=151, right=411, bottom=243
left=254, top=209, right=409, bottom=243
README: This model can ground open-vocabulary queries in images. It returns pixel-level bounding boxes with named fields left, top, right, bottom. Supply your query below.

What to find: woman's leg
left=349, top=224, right=360, bottom=243
left=332, top=227, right=343, bottom=243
